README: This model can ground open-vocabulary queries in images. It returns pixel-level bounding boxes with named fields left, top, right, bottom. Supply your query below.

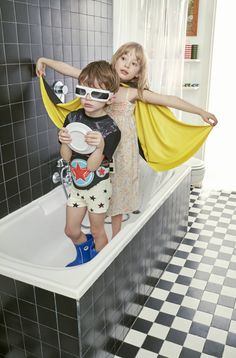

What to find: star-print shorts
left=67, top=178, right=112, bottom=213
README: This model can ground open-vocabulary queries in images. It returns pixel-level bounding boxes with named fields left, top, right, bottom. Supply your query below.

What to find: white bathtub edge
left=0, top=166, right=191, bottom=300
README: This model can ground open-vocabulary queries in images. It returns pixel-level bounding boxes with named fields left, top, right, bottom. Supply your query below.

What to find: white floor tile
left=207, top=326, right=228, bottom=344
left=201, top=291, right=219, bottom=304
left=138, top=307, right=159, bottom=322
left=229, top=320, right=236, bottom=333
left=183, top=334, right=205, bottom=351
left=193, top=311, right=213, bottom=326
left=214, top=305, right=233, bottom=319
left=148, top=322, right=169, bottom=340
left=159, top=341, right=182, bottom=357
left=135, top=348, right=158, bottom=358
left=124, top=329, right=146, bottom=347
left=160, top=301, right=180, bottom=316
left=150, top=287, right=169, bottom=301
left=171, top=316, right=192, bottom=332
left=223, top=346, right=236, bottom=358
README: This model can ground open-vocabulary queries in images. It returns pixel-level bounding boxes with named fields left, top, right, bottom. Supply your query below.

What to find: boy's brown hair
left=78, top=60, right=120, bottom=93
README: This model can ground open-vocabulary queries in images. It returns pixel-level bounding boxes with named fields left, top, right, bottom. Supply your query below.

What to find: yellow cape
left=39, top=77, right=212, bottom=171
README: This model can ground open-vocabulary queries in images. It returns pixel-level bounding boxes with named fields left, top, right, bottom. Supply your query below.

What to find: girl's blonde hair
left=111, top=42, right=149, bottom=96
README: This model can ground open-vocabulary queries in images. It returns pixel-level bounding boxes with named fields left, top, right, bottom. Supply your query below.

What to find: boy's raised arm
left=36, top=57, right=81, bottom=79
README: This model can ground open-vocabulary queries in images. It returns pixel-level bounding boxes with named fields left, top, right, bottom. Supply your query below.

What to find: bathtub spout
left=60, top=164, right=71, bottom=199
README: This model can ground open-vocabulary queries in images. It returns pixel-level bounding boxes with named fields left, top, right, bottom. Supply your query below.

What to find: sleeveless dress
left=105, top=99, right=139, bottom=216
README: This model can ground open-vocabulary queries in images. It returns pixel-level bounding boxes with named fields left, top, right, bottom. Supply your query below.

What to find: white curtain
left=113, top=0, right=188, bottom=96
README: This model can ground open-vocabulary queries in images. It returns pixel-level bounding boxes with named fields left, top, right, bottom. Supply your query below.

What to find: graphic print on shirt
left=70, top=159, right=94, bottom=187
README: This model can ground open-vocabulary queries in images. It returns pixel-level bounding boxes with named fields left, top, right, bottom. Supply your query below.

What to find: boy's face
left=115, top=49, right=141, bottom=82
left=77, top=80, right=113, bottom=116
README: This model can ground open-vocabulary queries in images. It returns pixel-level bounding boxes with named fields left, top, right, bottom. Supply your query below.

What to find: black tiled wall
left=0, top=172, right=191, bottom=357
left=0, top=0, right=113, bottom=219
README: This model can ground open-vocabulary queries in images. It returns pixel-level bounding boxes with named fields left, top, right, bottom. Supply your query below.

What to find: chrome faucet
left=52, top=158, right=71, bottom=198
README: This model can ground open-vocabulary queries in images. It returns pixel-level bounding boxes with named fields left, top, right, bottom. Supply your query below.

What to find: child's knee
left=64, top=225, right=79, bottom=238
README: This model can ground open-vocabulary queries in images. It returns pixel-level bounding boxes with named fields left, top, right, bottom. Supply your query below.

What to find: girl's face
left=115, top=49, right=141, bottom=82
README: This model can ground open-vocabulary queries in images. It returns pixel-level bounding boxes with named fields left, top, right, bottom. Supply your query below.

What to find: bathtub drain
left=104, top=213, right=130, bottom=224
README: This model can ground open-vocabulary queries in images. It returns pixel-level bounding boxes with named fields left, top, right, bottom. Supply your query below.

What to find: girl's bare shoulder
left=113, top=86, right=138, bottom=103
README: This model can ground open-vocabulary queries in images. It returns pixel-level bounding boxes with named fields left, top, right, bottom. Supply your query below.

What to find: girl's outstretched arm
left=36, top=57, right=81, bottom=79
left=133, top=89, right=218, bottom=126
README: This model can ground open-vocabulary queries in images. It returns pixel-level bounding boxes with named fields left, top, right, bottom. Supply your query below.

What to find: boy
left=59, top=61, right=121, bottom=267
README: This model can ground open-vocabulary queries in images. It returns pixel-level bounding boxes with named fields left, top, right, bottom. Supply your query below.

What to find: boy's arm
left=36, top=57, right=81, bottom=79
left=60, top=143, right=72, bottom=162
left=86, top=132, right=105, bottom=171
left=128, top=88, right=218, bottom=126
left=58, top=127, right=72, bottom=162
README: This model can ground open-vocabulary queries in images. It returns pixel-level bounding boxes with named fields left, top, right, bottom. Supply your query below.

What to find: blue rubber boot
left=66, top=234, right=94, bottom=267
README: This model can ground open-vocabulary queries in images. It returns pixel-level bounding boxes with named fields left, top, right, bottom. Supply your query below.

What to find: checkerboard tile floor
left=115, top=189, right=236, bottom=358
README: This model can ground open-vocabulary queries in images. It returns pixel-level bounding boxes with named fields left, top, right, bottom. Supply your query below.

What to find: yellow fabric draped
left=135, top=101, right=212, bottom=171
left=39, top=77, right=82, bottom=128
left=39, top=76, right=212, bottom=171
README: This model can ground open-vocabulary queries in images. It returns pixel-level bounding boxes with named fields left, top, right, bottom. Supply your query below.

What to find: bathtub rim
left=0, top=165, right=191, bottom=300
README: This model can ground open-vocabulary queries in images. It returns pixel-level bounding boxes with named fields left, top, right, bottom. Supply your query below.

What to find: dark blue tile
left=142, top=335, right=164, bottom=354
left=59, top=332, right=80, bottom=356
left=156, top=280, right=173, bottom=291
left=218, top=295, right=235, bottom=308
left=184, top=260, right=199, bottom=270
left=186, top=287, right=203, bottom=300
left=205, top=282, right=222, bottom=294
left=197, top=300, right=216, bottom=315
left=203, top=339, right=224, bottom=357
left=179, top=347, right=201, bottom=358
left=189, top=322, right=209, bottom=338
left=166, top=328, right=186, bottom=345
left=176, top=275, right=192, bottom=286
left=145, top=297, right=163, bottom=311
left=21, top=317, right=40, bottom=340
left=1, top=293, right=19, bottom=315
left=166, top=292, right=184, bottom=305
left=57, top=313, right=78, bottom=337
left=4, top=311, right=21, bottom=331
left=35, top=287, right=56, bottom=310
left=166, top=264, right=182, bottom=274
left=177, top=306, right=195, bottom=321
left=114, top=341, right=139, bottom=358
left=132, top=318, right=152, bottom=334
left=18, top=300, right=37, bottom=321
left=55, top=294, right=77, bottom=319
left=0, top=275, right=16, bottom=296
left=211, top=315, right=230, bottom=331
left=226, top=332, right=236, bottom=348
left=39, top=324, right=59, bottom=349
left=155, top=312, right=175, bottom=327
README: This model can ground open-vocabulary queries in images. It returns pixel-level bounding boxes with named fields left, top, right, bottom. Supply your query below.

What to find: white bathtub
left=0, top=159, right=190, bottom=299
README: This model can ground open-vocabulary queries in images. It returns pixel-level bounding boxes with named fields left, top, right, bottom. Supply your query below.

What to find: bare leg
left=89, top=212, right=108, bottom=251
left=111, top=214, right=123, bottom=238
left=65, top=206, right=87, bottom=244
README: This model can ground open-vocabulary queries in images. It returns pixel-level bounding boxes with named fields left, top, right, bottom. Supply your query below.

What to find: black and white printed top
left=64, top=108, right=121, bottom=190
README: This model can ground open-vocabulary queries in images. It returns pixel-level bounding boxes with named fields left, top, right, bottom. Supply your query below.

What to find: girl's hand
left=36, top=58, right=46, bottom=77
left=85, top=131, right=104, bottom=149
left=200, top=111, right=218, bottom=126
left=58, top=128, right=72, bottom=144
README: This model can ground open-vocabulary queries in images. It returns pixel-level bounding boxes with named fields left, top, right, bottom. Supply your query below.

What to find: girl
left=36, top=42, right=218, bottom=237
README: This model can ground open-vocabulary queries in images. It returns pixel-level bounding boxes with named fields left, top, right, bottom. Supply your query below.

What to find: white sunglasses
left=75, top=85, right=113, bottom=102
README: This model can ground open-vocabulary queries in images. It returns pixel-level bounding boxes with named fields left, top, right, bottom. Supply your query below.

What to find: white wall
left=182, top=0, right=217, bottom=159
left=204, top=0, right=236, bottom=190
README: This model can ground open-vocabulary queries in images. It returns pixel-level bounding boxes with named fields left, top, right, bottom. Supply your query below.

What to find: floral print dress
left=105, top=99, right=139, bottom=216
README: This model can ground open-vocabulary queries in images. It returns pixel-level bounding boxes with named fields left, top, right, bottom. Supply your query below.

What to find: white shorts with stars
left=67, top=178, right=112, bottom=214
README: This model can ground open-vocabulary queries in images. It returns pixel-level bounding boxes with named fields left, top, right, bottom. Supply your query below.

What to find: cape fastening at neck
left=39, top=76, right=212, bottom=171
